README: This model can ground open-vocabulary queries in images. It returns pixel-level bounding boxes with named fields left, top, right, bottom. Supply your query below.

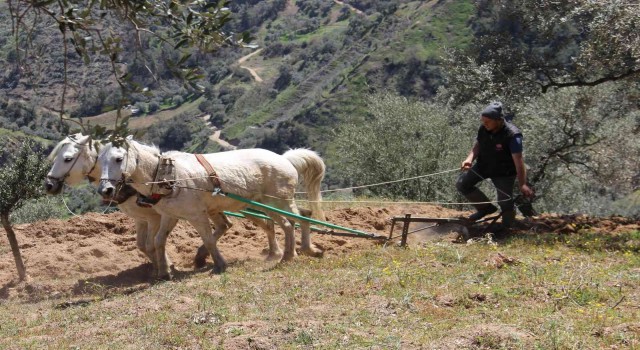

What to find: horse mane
left=128, top=139, right=160, bottom=157
left=47, top=133, right=88, bottom=161
left=47, top=139, right=69, bottom=161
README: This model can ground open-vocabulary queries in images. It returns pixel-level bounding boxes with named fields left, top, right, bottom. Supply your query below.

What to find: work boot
left=464, top=189, right=498, bottom=221
left=514, top=195, right=537, bottom=217
left=488, top=210, right=517, bottom=240
left=501, top=210, right=516, bottom=229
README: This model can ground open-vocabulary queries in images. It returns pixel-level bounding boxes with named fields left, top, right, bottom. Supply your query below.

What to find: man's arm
left=511, top=152, right=534, bottom=198
left=461, top=141, right=479, bottom=170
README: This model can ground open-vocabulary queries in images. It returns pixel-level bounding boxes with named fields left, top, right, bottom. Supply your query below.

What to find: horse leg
left=268, top=213, right=296, bottom=262
left=298, top=208, right=323, bottom=258
left=155, top=215, right=179, bottom=280
left=194, top=214, right=229, bottom=274
left=194, top=244, right=209, bottom=269
left=194, top=213, right=232, bottom=268
left=134, top=220, right=154, bottom=264
left=245, top=215, right=283, bottom=261
left=147, top=216, right=177, bottom=275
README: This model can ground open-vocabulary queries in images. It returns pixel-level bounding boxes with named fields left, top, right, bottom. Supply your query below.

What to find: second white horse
left=97, top=138, right=325, bottom=279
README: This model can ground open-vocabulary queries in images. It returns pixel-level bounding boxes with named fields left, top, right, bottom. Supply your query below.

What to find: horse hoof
left=266, top=251, right=284, bottom=262
left=211, top=264, right=227, bottom=274
left=156, top=273, right=173, bottom=281
left=194, top=245, right=209, bottom=268
left=194, top=256, right=208, bottom=269
left=301, top=248, right=324, bottom=258
left=281, top=253, right=295, bottom=262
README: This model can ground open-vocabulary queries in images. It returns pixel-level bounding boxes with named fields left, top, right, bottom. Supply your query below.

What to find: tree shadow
left=0, top=263, right=206, bottom=304
left=71, top=263, right=155, bottom=295
left=0, top=279, right=18, bottom=300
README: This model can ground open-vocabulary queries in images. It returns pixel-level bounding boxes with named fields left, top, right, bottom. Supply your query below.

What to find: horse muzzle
left=98, top=180, right=118, bottom=200
left=44, top=177, right=63, bottom=195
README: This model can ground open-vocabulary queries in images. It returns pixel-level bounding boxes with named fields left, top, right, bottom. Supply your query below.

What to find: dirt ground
left=1, top=204, right=638, bottom=302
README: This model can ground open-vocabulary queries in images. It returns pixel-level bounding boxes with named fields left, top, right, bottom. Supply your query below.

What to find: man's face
left=481, top=115, right=502, bottom=132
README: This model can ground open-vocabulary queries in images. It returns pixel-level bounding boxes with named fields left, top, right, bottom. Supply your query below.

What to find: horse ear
left=78, top=134, right=91, bottom=144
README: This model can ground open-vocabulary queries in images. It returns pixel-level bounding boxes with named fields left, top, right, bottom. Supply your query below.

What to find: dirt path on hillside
left=334, top=0, right=364, bottom=15
left=200, top=114, right=236, bottom=150
left=238, top=48, right=264, bottom=83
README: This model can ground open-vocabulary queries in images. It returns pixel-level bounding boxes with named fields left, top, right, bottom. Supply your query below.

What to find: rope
left=61, top=186, right=80, bottom=217
left=144, top=175, right=215, bottom=185
left=61, top=184, right=116, bottom=217
left=294, top=198, right=508, bottom=206
left=131, top=165, right=512, bottom=207
left=317, top=168, right=460, bottom=193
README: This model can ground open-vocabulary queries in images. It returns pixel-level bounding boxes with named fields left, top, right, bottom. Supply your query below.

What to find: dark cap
left=480, top=101, right=504, bottom=120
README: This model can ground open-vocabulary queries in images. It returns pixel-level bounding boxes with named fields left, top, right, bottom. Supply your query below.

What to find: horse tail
left=283, top=148, right=325, bottom=221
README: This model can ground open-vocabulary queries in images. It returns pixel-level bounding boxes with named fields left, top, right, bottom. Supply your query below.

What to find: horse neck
left=84, top=143, right=101, bottom=184
left=127, top=142, right=160, bottom=195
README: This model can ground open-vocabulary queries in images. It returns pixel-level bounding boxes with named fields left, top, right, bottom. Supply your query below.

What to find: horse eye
left=64, top=157, right=73, bottom=163
left=116, top=157, right=124, bottom=163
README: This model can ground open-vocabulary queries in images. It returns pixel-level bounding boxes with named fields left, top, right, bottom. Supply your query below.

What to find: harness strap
left=195, top=154, right=222, bottom=190
left=112, top=184, right=139, bottom=204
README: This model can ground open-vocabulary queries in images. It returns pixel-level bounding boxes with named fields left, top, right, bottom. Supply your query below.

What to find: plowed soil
left=1, top=205, right=638, bottom=302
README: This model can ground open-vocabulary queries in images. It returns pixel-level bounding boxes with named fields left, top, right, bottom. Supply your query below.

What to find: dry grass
left=1, top=230, right=639, bottom=349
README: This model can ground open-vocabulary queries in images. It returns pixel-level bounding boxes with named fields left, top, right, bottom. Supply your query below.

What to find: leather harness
left=195, top=154, right=222, bottom=191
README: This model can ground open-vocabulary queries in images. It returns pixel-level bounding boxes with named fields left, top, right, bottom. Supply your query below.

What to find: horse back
left=174, top=148, right=298, bottom=199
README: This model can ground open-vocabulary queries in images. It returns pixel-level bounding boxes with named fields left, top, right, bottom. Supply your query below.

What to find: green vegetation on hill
left=1, top=0, right=472, bottom=149
left=1, top=0, right=638, bottom=218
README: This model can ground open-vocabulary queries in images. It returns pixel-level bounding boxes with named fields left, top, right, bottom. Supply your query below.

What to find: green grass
left=1, top=229, right=638, bottom=349
left=225, top=85, right=300, bottom=139
left=282, top=21, right=349, bottom=43
left=380, top=0, right=475, bottom=61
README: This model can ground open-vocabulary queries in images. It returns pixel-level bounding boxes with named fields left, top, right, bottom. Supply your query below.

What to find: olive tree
left=517, top=83, right=640, bottom=215
left=0, top=139, right=50, bottom=281
left=437, top=0, right=640, bottom=214
left=440, top=0, right=640, bottom=105
left=331, top=93, right=476, bottom=203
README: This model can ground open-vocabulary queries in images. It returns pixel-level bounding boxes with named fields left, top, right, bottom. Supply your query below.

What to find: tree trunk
left=1, top=213, right=27, bottom=281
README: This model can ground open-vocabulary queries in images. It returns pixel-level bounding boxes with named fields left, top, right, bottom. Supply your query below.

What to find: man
left=456, top=101, right=534, bottom=229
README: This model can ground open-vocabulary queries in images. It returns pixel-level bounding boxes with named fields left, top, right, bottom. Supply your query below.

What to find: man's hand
left=461, top=158, right=473, bottom=170
left=520, top=184, right=534, bottom=198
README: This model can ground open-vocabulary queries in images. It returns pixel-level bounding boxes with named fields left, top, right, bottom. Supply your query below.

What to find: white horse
left=97, top=138, right=325, bottom=279
left=45, top=134, right=182, bottom=277
left=45, top=134, right=236, bottom=277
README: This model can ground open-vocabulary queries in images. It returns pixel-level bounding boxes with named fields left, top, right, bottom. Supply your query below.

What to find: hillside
left=3, top=202, right=638, bottom=298
left=2, top=0, right=637, bottom=219
left=0, top=0, right=474, bottom=153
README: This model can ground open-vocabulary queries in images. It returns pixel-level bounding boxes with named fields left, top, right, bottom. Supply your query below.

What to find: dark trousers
left=456, top=164, right=516, bottom=212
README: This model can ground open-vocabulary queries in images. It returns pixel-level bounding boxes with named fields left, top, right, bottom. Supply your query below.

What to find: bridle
left=99, top=145, right=173, bottom=204
left=99, top=143, right=136, bottom=198
left=47, top=139, right=98, bottom=186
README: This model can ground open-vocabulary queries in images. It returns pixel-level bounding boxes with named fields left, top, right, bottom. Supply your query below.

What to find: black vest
left=476, top=122, right=521, bottom=177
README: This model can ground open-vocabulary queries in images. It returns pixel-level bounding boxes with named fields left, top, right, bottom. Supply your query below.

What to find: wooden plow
left=223, top=193, right=533, bottom=246
left=388, top=214, right=504, bottom=245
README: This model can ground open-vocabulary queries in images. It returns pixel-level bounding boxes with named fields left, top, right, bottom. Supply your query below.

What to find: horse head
left=45, top=133, right=98, bottom=194
left=97, top=137, right=142, bottom=200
